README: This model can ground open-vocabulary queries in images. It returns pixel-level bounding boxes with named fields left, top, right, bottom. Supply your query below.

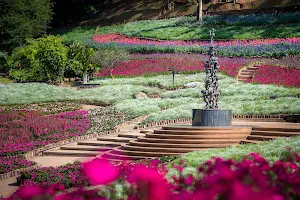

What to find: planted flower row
left=91, top=34, right=300, bottom=57
left=0, top=110, right=90, bottom=156
left=12, top=151, right=300, bottom=199
left=94, top=56, right=250, bottom=77
left=247, top=65, right=300, bottom=88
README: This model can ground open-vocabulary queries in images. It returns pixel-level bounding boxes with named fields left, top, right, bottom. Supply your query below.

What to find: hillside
left=77, top=0, right=300, bottom=26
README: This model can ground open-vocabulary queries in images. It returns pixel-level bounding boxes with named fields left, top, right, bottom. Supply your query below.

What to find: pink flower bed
left=0, top=110, right=90, bottom=156
left=0, top=157, right=35, bottom=174
left=94, top=55, right=250, bottom=77
left=248, top=65, right=300, bottom=88
left=93, top=34, right=300, bottom=47
left=11, top=152, right=300, bottom=200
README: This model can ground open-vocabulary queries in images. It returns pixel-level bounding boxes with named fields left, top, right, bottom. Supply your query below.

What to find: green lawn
left=1, top=73, right=299, bottom=123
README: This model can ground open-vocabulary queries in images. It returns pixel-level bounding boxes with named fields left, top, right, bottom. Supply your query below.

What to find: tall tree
left=0, top=0, right=53, bottom=51
left=197, top=0, right=203, bottom=21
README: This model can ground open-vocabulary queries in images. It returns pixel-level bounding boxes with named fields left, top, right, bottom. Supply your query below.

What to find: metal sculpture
left=201, top=29, right=220, bottom=109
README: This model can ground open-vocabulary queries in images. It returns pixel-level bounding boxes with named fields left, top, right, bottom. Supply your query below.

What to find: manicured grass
left=0, top=77, right=13, bottom=84
left=1, top=73, right=299, bottom=123
left=172, top=136, right=300, bottom=169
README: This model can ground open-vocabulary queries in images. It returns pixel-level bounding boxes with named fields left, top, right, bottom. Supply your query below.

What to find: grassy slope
left=1, top=74, right=300, bottom=122
left=167, top=136, right=300, bottom=177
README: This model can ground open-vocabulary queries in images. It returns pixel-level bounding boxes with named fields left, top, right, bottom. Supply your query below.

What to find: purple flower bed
left=0, top=157, right=35, bottom=174
left=0, top=110, right=90, bottom=156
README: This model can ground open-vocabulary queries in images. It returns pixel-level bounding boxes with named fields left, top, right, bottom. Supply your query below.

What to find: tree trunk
left=110, top=68, right=115, bottom=80
left=165, top=0, right=171, bottom=10
left=197, top=0, right=203, bottom=21
left=83, top=69, right=88, bottom=84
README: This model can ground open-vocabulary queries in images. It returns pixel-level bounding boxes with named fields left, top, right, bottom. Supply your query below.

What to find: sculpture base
left=192, top=109, right=232, bottom=126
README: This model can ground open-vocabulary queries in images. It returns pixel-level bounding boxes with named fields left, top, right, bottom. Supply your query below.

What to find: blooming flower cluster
left=0, top=156, right=35, bottom=174
left=0, top=110, right=90, bottom=156
left=93, top=34, right=300, bottom=47
left=12, top=151, right=300, bottom=200
left=247, top=65, right=300, bottom=88
left=92, top=34, right=300, bottom=57
left=94, top=55, right=250, bottom=77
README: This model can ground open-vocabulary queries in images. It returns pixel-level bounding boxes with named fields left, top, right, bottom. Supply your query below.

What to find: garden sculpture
left=201, top=29, right=220, bottom=109
left=168, top=67, right=180, bottom=85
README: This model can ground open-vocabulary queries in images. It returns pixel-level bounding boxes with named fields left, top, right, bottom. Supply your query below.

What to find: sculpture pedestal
left=192, top=109, right=232, bottom=127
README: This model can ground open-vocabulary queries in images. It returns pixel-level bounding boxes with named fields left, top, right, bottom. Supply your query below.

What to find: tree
left=0, top=0, right=53, bottom=51
left=197, top=0, right=203, bottom=21
left=68, top=43, right=97, bottom=84
left=7, top=36, right=68, bottom=83
left=92, top=49, right=130, bottom=79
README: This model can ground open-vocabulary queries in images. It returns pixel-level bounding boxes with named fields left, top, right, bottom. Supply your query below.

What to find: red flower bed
left=93, top=34, right=300, bottom=47
left=94, top=55, right=250, bottom=77
left=11, top=151, right=300, bottom=200
left=0, top=110, right=90, bottom=156
left=248, top=65, right=300, bottom=88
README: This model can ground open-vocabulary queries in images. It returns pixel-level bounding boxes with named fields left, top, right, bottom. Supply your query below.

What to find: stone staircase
left=42, top=120, right=300, bottom=162
left=237, top=66, right=259, bottom=82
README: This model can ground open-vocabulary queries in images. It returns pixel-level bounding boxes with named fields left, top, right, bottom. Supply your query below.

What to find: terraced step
left=240, top=140, right=263, bottom=144
left=101, top=150, right=155, bottom=160
left=145, top=133, right=249, bottom=140
left=161, top=125, right=252, bottom=131
left=240, top=72, right=253, bottom=75
left=113, top=147, right=184, bottom=156
left=154, top=129, right=251, bottom=135
left=247, top=135, right=287, bottom=141
left=60, top=145, right=112, bottom=152
left=140, top=130, right=154, bottom=133
left=137, top=137, right=242, bottom=144
left=121, top=144, right=209, bottom=153
left=43, top=149, right=101, bottom=157
left=253, top=127, right=300, bottom=132
left=251, top=130, right=300, bottom=137
left=97, top=136, right=131, bottom=143
left=129, top=140, right=239, bottom=148
left=77, top=140, right=126, bottom=147
left=247, top=66, right=259, bottom=70
left=118, top=133, right=145, bottom=138
left=238, top=74, right=253, bottom=78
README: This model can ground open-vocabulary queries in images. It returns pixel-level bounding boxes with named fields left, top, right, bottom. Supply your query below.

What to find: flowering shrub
left=0, top=157, right=35, bottom=174
left=94, top=55, right=250, bottom=77
left=0, top=110, right=90, bottom=156
left=247, top=65, right=300, bottom=88
left=12, top=151, right=300, bottom=200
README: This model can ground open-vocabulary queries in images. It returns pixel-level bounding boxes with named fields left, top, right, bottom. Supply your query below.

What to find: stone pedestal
left=192, top=109, right=232, bottom=127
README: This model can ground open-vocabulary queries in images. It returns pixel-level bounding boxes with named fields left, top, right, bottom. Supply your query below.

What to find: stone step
left=247, top=135, right=287, bottom=141
left=238, top=74, right=253, bottom=78
left=139, top=130, right=154, bottom=133
left=154, top=129, right=250, bottom=135
left=43, top=149, right=101, bottom=157
left=101, top=151, right=155, bottom=160
left=129, top=140, right=239, bottom=148
left=113, top=147, right=184, bottom=156
left=97, top=136, right=131, bottom=143
left=240, top=71, right=253, bottom=75
left=161, top=125, right=251, bottom=131
left=238, top=78, right=251, bottom=81
left=247, top=66, right=259, bottom=70
left=240, top=140, right=263, bottom=144
left=137, top=137, right=242, bottom=144
left=251, top=130, right=300, bottom=137
left=60, top=145, right=112, bottom=152
left=253, top=127, right=300, bottom=132
left=118, top=133, right=145, bottom=138
left=77, top=140, right=126, bottom=147
left=121, top=144, right=209, bottom=153
left=145, top=133, right=249, bottom=140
